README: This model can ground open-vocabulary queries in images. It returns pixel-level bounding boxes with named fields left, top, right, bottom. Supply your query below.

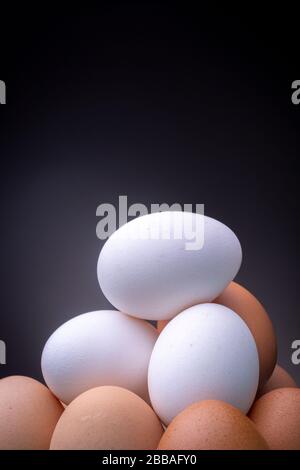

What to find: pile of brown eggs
left=0, top=281, right=299, bottom=450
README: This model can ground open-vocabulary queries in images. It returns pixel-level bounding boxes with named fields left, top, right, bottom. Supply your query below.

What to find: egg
left=0, top=375, right=64, bottom=449
left=158, top=400, right=268, bottom=450
left=41, top=310, right=157, bottom=404
left=148, top=303, right=259, bottom=424
left=248, top=388, right=300, bottom=449
left=97, top=211, right=242, bottom=320
left=257, top=365, right=297, bottom=398
left=157, top=319, right=168, bottom=333
left=157, top=281, right=277, bottom=388
left=214, top=282, right=277, bottom=387
left=50, top=386, right=164, bottom=450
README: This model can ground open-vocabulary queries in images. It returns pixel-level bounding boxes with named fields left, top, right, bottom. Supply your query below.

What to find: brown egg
left=0, top=375, right=64, bottom=449
left=157, top=320, right=168, bottom=334
left=248, top=388, right=300, bottom=449
left=257, top=365, right=297, bottom=398
left=50, top=386, right=163, bottom=450
left=158, top=400, right=268, bottom=450
left=214, top=282, right=277, bottom=388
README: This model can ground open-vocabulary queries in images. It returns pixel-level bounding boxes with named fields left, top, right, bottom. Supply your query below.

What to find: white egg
left=148, top=303, right=259, bottom=424
left=41, top=310, right=158, bottom=404
left=97, top=211, right=242, bottom=320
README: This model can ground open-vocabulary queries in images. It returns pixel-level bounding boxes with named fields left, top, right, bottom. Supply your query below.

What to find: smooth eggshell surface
left=98, top=211, right=242, bottom=320
left=148, top=303, right=259, bottom=424
left=248, top=387, right=300, bottom=449
left=158, top=281, right=277, bottom=389
left=0, top=376, right=64, bottom=449
left=214, top=282, right=277, bottom=388
left=41, top=310, right=158, bottom=404
left=257, top=365, right=297, bottom=398
left=158, top=400, right=268, bottom=450
left=50, top=386, right=164, bottom=450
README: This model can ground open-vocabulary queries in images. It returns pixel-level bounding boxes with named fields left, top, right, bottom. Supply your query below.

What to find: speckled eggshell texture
left=50, top=386, right=163, bottom=450
left=158, top=400, right=268, bottom=450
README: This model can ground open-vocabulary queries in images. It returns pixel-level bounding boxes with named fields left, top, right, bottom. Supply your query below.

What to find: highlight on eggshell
left=41, top=310, right=158, bottom=404
left=158, top=400, right=269, bottom=450
left=50, top=386, right=164, bottom=450
left=257, top=365, right=297, bottom=398
left=0, top=376, right=64, bottom=450
left=148, top=303, right=259, bottom=425
left=157, top=281, right=277, bottom=389
left=97, top=211, right=242, bottom=320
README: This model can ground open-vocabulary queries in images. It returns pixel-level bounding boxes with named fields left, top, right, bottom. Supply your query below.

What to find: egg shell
left=148, top=303, right=259, bottom=424
left=158, top=400, right=268, bottom=450
left=0, top=376, right=64, bottom=449
left=41, top=310, right=158, bottom=404
left=214, top=282, right=277, bottom=388
left=157, top=319, right=168, bottom=333
left=157, top=281, right=277, bottom=388
left=50, top=386, right=164, bottom=450
left=98, top=211, right=242, bottom=320
left=248, top=387, right=300, bottom=449
left=257, top=365, right=297, bottom=398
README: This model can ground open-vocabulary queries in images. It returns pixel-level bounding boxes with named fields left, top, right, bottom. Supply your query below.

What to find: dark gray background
left=0, top=5, right=299, bottom=385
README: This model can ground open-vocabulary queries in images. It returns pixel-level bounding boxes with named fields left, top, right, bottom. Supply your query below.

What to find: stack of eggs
left=0, top=211, right=299, bottom=450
